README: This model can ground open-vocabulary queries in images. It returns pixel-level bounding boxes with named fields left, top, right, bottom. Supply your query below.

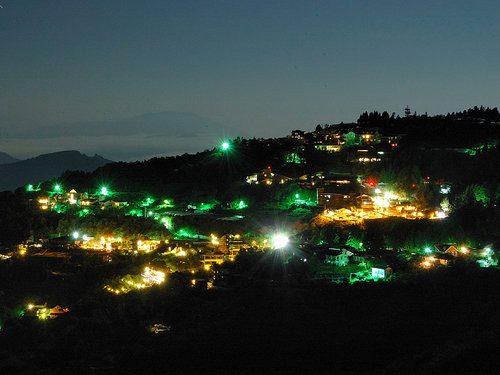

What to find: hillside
left=0, top=151, right=111, bottom=192
left=0, top=152, right=19, bottom=165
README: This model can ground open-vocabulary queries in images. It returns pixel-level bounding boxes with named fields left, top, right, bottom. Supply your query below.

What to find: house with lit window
left=434, top=244, right=459, bottom=257
left=246, top=167, right=292, bottom=185
left=219, top=234, right=250, bottom=258
left=137, top=239, right=162, bottom=252
left=325, top=248, right=354, bottom=266
left=317, top=187, right=357, bottom=209
left=289, top=130, right=308, bottom=142
left=201, top=253, right=226, bottom=269
left=314, top=143, right=342, bottom=153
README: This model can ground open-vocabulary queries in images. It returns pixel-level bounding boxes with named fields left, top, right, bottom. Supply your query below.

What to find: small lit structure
left=68, top=189, right=78, bottom=205
left=201, top=253, right=226, bottom=269
left=141, top=267, right=166, bottom=285
left=38, top=197, right=49, bottom=210
left=434, top=244, right=459, bottom=257
left=372, top=267, right=391, bottom=279
left=245, top=167, right=291, bottom=185
left=137, top=239, right=162, bottom=252
left=325, top=248, right=353, bottom=266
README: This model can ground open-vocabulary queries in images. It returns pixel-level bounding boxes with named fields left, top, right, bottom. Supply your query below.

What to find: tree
left=363, top=226, right=386, bottom=252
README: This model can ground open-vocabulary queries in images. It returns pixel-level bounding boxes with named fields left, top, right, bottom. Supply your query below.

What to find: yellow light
left=204, top=265, right=210, bottom=270
left=460, top=247, right=469, bottom=254
left=28, top=304, right=34, bottom=310
left=373, top=196, right=389, bottom=208
left=191, top=279, right=196, bottom=285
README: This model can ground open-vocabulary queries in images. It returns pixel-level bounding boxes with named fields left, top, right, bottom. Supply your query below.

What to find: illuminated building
left=317, top=188, right=356, bottom=209
left=201, top=253, right=226, bottom=269
left=137, top=239, right=162, bottom=252
left=246, top=167, right=291, bottom=185
left=433, top=244, right=459, bottom=257
left=218, top=234, right=249, bottom=259
left=314, top=144, right=342, bottom=152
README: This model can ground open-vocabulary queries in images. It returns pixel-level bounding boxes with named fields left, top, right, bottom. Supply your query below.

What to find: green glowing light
left=54, top=184, right=61, bottom=192
left=231, top=199, right=248, bottom=210
left=221, top=141, right=230, bottom=150
left=161, top=217, right=173, bottom=229
left=26, top=184, right=40, bottom=192
left=100, top=187, right=108, bottom=196
left=425, top=247, right=432, bottom=253
left=126, top=209, right=143, bottom=217
left=141, top=197, right=155, bottom=207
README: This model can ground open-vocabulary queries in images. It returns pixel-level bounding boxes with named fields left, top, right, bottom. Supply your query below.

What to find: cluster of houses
left=289, top=125, right=404, bottom=151
left=421, top=244, right=495, bottom=268
left=35, top=188, right=127, bottom=212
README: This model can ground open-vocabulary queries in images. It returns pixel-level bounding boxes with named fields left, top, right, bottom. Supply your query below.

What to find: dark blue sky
left=1, top=0, right=499, bottom=158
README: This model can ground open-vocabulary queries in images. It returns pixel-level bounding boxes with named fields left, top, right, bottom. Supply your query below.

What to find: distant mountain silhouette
left=0, top=151, right=111, bottom=191
left=8, top=111, right=238, bottom=139
left=0, top=151, right=19, bottom=165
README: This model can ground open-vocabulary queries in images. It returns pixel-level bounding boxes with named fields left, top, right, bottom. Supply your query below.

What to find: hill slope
left=0, top=151, right=111, bottom=191
left=0, top=152, right=19, bottom=165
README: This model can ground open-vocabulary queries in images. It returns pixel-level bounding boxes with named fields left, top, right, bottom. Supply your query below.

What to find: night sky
left=1, top=0, right=499, bottom=160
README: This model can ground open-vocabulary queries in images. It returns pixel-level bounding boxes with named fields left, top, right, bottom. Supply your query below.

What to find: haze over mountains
left=0, top=151, right=111, bottom=192
left=0, top=111, right=239, bottom=161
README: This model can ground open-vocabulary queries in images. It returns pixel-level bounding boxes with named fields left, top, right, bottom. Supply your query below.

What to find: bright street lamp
left=272, top=233, right=289, bottom=249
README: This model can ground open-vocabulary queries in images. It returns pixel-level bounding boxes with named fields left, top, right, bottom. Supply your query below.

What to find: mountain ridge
left=0, top=151, right=19, bottom=165
left=0, top=150, right=111, bottom=192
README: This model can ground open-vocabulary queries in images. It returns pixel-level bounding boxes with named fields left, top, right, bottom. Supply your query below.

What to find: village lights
left=384, top=191, right=397, bottom=200
left=211, top=234, right=219, bottom=246
left=272, top=233, right=289, bottom=249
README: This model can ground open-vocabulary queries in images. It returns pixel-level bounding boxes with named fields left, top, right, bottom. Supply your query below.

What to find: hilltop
left=0, top=151, right=111, bottom=192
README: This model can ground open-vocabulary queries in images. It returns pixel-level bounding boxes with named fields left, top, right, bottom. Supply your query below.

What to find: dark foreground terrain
left=1, top=264, right=500, bottom=374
